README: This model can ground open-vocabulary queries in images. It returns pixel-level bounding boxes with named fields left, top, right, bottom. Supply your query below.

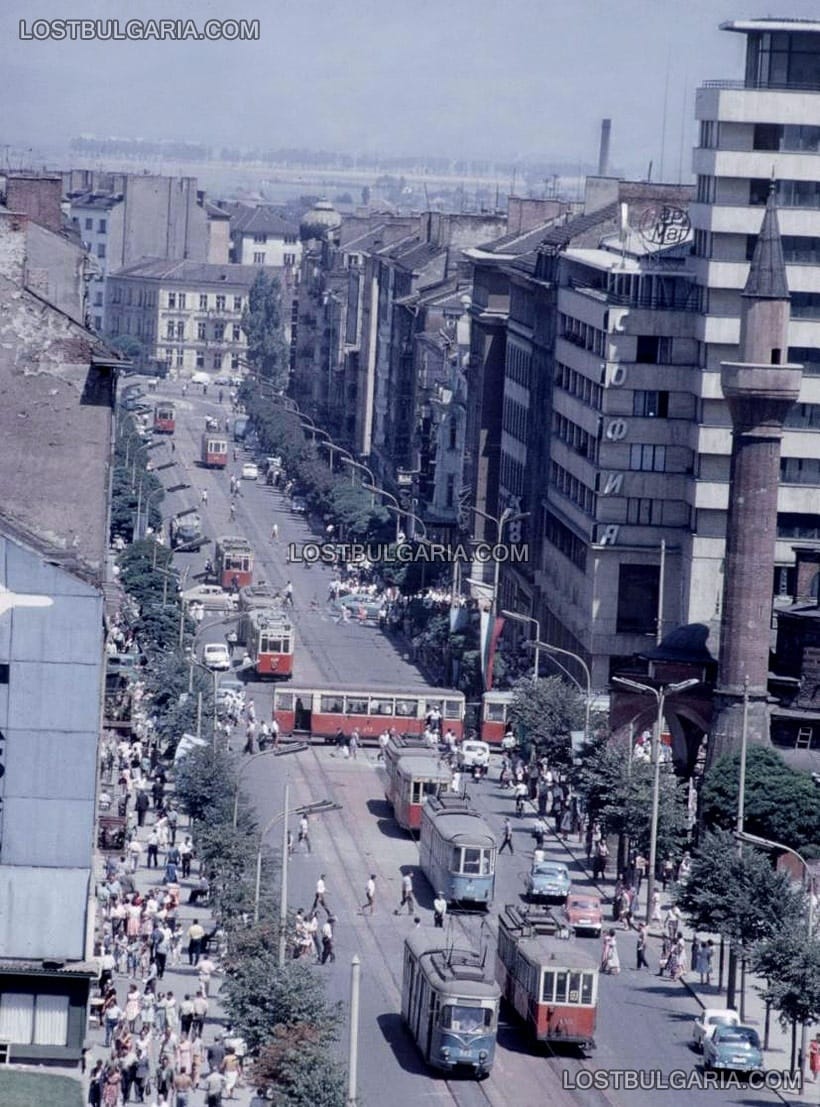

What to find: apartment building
left=688, top=17, right=820, bottom=628
left=227, top=204, right=302, bottom=269
left=105, top=259, right=264, bottom=375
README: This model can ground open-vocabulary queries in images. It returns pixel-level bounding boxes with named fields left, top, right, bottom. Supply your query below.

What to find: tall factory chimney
left=597, top=119, right=612, bottom=176
left=708, top=185, right=803, bottom=764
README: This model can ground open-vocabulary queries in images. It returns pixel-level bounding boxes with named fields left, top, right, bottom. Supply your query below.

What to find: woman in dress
left=124, top=982, right=142, bottom=1033
left=101, top=1063, right=122, bottom=1107
left=602, top=929, right=621, bottom=975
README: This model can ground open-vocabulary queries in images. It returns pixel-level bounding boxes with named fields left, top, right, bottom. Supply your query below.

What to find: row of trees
left=174, top=745, right=348, bottom=1106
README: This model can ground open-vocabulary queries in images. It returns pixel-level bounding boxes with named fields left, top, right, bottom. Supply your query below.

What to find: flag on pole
left=480, top=611, right=505, bottom=691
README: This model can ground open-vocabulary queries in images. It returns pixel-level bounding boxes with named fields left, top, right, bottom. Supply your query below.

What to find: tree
left=752, top=928, right=820, bottom=1073
left=174, top=745, right=236, bottom=825
left=509, top=675, right=585, bottom=766
left=700, top=746, right=820, bottom=852
left=242, top=271, right=289, bottom=389
left=252, top=1025, right=347, bottom=1107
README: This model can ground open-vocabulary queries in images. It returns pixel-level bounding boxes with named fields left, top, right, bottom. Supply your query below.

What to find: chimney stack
left=598, top=119, right=612, bottom=177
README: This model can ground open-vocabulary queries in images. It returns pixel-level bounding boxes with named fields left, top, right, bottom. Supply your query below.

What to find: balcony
left=703, top=78, right=820, bottom=94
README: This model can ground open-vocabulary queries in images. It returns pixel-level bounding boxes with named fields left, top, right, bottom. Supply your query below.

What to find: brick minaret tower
left=709, top=187, right=803, bottom=764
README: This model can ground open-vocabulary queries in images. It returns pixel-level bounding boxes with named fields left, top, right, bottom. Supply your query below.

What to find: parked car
left=291, top=495, right=307, bottom=514
left=203, top=643, right=231, bottom=671
left=692, top=1009, right=741, bottom=1052
left=334, top=593, right=386, bottom=623
left=191, top=371, right=211, bottom=385
left=241, top=462, right=259, bottom=480
left=526, top=861, right=571, bottom=903
left=562, top=893, right=603, bottom=937
left=181, top=583, right=235, bottom=612
left=457, top=739, right=491, bottom=769
left=214, top=375, right=230, bottom=386
left=702, top=1024, right=763, bottom=1074
left=205, top=415, right=220, bottom=431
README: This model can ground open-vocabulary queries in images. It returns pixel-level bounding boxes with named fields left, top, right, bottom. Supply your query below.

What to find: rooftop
left=230, top=204, right=298, bottom=237
left=721, top=18, right=820, bottom=35
left=109, top=257, right=265, bottom=288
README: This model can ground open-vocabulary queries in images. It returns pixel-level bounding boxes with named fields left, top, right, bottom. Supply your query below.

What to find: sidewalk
left=546, top=819, right=812, bottom=1101
left=88, top=788, right=257, bottom=1106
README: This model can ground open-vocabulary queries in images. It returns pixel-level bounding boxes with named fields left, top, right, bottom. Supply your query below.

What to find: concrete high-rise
left=710, top=189, right=802, bottom=761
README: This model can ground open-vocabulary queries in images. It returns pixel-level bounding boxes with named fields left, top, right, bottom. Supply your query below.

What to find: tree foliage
left=700, top=745, right=820, bottom=852
left=573, top=732, right=690, bottom=861
left=242, top=272, right=289, bottom=389
left=752, top=928, right=820, bottom=1031
left=675, top=829, right=804, bottom=952
left=509, top=675, right=585, bottom=766
left=252, top=1025, right=347, bottom=1107
left=174, top=745, right=236, bottom=825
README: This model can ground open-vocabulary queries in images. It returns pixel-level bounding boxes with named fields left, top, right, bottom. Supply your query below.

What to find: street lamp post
left=341, top=457, right=376, bottom=490
left=531, top=639, right=592, bottom=741
left=363, top=484, right=401, bottom=542
left=613, top=676, right=699, bottom=924
left=469, top=505, right=528, bottom=618
left=501, top=610, right=541, bottom=679
left=734, top=829, right=815, bottom=1078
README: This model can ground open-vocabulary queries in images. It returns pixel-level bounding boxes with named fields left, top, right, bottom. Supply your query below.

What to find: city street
left=153, top=384, right=798, bottom=1107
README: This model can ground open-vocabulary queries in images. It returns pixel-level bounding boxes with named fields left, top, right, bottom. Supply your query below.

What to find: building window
left=0, top=993, right=69, bottom=1046
left=253, top=252, right=265, bottom=264
left=94, top=291, right=103, bottom=306
left=175, top=349, right=184, bottom=368
left=178, top=293, right=186, bottom=309
left=197, top=322, right=206, bottom=340
left=94, top=315, right=102, bottom=330
left=175, top=321, right=184, bottom=339
left=233, top=296, right=242, bottom=311
left=446, top=474, right=455, bottom=508
left=699, top=120, right=719, bottom=149
left=166, top=321, right=174, bottom=339
left=630, top=444, right=667, bottom=472
left=448, top=417, right=458, bottom=451
left=84, top=217, right=93, bottom=230
left=617, top=565, right=660, bottom=634
left=168, top=292, right=176, bottom=309
left=626, top=498, right=663, bottom=525
left=696, top=175, right=716, bottom=204
left=693, top=228, right=711, bottom=258
left=635, top=335, right=672, bottom=364
left=199, top=294, right=208, bottom=310
left=284, top=253, right=296, bottom=266
left=253, top=233, right=267, bottom=244
left=232, top=324, right=241, bottom=342
left=633, top=390, right=669, bottom=418
left=96, top=243, right=106, bottom=259
left=213, top=353, right=223, bottom=370
left=214, top=323, right=225, bottom=341
left=231, top=354, right=239, bottom=370
left=216, top=295, right=226, bottom=311
left=98, top=218, right=107, bottom=233
left=196, top=352, right=205, bottom=369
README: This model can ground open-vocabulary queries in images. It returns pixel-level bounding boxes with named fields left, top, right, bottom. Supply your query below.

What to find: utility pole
left=278, top=781, right=289, bottom=968
left=347, top=955, right=361, bottom=1106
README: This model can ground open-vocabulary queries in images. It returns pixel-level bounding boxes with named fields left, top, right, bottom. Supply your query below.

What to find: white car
left=692, top=1008, right=741, bottom=1051
left=191, top=371, right=211, bottom=385
left=203, top=643, right=231, bottom=671
left=241, top=462, right=259, bottom=480
left=181, top=584, right=235, bottom=612
left=457, top=739, right=491, bottom=769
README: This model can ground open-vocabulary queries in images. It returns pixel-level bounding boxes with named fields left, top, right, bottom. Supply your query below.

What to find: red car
left=563, top=893, right=603, bottom=937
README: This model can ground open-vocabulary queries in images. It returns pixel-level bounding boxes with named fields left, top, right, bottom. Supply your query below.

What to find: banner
left=480, top=612, right=505, bottom=691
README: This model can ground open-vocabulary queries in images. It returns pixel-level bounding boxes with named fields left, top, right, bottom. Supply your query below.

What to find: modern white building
left=688, top=17, right=820, bottom=628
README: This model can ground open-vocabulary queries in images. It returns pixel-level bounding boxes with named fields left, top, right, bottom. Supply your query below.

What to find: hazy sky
left=4, top=0, right=820, bottom=177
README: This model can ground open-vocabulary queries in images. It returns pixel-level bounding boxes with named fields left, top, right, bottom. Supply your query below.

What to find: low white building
left=228, top=204, right=302, bottom=271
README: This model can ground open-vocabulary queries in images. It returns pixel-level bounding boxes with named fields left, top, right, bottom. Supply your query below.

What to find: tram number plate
left=569, top=990, right=579, bottom=1002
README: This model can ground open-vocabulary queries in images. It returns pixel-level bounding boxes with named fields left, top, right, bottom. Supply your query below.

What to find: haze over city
left=4, top=0, right=820, bottom=179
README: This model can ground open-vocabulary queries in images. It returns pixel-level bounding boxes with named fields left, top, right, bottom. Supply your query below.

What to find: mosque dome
left=299, top=198, right=342, bottom=242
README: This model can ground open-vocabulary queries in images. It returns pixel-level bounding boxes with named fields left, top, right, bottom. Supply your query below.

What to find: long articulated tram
left=496, top=904, right=598, bottom=1051
left=419, top=794, right=496, bottom=909
left=272, top=685, right=466, bottom=742
left=388, top=754, right=451, bottom=832
left=401, top=930, right=501, bottom=1078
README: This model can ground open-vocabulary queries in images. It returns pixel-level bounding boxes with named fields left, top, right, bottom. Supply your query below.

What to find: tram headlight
left=478, top=1050, right=488, bottom=1061
left=440, top=1047, right=450, bottom=1060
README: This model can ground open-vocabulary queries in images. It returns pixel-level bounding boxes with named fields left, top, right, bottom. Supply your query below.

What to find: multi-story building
left=105, top=259, right=266, bottom=375
left=226, top=203, right=302, bottom=270
left=66, top=171, right=228, bottom=331
left=0, top=210, right=120, bottom=1066
left=689, top=17, right=820, bottom=631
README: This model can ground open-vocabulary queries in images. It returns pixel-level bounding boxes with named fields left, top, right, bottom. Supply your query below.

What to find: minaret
left=708, top=187, right=803, bottom=765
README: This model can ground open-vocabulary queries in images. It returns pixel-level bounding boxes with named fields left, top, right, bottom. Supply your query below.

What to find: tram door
left=294, top=696, right=311, bottom=732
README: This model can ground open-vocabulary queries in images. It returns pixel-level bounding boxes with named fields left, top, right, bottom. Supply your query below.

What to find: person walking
left=696, top=939, right=714, bottom=986
left=809, top=1034, right=820, bottom=1083
left=433, top=892, right=447, bottom=928
left=201, top=489, right=208, bottom=505
left=192, top=990, right=208, bottom=1038
left=298, top=814, right=311, bottom=854
left=498, top=817, right=514, bottom=855
left=312, top=875, right=328, bottom=914
left=362, top=875, right=376, bottom=915
left=636, top=923, right=650, bottom=971
left=321, top=917, right=336, bottom=964
left=187, top=918, right=205, bottom=966
left=88, top=1059, right=104, bottom=1107
left=601, top=929, right=621, bottom=975
left=271, top=523, right=278, bottom=541
left=395, top=871, right=415, bottom=915
left=204, top=1067, right=226, bottom=1107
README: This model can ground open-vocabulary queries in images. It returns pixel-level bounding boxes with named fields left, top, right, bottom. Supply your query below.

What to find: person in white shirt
left=362, top=875, right=376, bottom=915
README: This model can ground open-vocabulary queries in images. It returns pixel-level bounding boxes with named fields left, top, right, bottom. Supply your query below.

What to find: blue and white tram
left=419, top=794, right=496, bottom=908
left=401, top=929, right=501, bottom=1077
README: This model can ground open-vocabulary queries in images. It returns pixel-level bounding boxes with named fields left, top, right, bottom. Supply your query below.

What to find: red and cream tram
left=272, top=685, right=466, bottom=743
left=387, top=754, right=451, bottom=831
left=478, top=691, right=514, bottom=745
left=496, top=904, right=598, bottom=1051
left=153, top=402, right=176, bottom=434
left=238, top=606, right=294, bottom=678
left=201, top=431, right=228, bottom=468
left=214, top=535, right=254, bottom=590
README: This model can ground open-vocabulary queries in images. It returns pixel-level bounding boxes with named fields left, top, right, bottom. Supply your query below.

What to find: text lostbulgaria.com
left=19, top=18, right=261, bottom=42
left=562, top=1069, right=803, bottom=1093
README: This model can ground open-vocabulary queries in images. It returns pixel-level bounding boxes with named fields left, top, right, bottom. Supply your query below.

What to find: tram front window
left=440, top=1005, right=491, bottom=1032
left=461, top=848, right=482, bottom=875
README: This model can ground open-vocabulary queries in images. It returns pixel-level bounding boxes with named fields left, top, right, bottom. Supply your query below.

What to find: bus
left=238, top=606, right=294, bottom=678
left=214, top=535, right=254, bottom=590
left=387, top=754, right=452, bottom=832
left=496, top=903, right=598, bottom=1051
left=153, top=402, right=176, bottom=434
left=419, top=794, right=496, bottom=909
left=401, top=930, right=500, bottom=1077
left=201, top=432, right=229, bottom=468
left=272, top=685, right=466, bottom=743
